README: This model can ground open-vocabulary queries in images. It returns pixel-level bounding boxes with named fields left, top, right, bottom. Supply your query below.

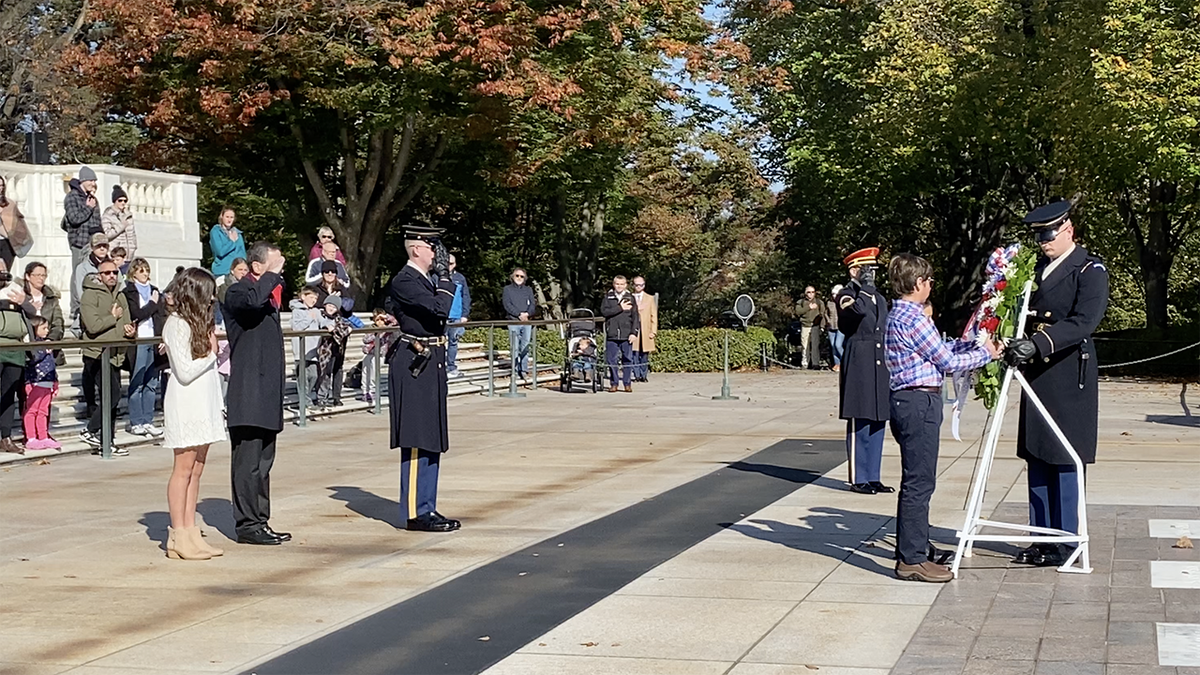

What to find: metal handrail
left=0, top=315, right=604, bottom=459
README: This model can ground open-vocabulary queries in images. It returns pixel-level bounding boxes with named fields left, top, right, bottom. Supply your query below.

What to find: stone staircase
left=3, top=314, right=560, bottom=464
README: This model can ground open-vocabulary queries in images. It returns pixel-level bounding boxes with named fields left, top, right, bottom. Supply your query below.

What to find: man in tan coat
left=631, top=276, right=658, bottom=382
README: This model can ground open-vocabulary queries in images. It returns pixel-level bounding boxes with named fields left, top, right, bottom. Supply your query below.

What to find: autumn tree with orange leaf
left=69, top=0, right=735, bottom=304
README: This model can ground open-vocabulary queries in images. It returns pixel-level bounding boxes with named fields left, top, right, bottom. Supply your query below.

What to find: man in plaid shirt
left=885, top=253, right=1001, bottom=583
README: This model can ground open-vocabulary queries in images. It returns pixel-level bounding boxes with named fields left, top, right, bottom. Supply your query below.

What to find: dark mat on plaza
left=246, top=438, right=843, bottom=675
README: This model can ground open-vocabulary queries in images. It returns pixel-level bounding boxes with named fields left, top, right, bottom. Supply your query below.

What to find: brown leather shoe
left=895, top=560, right=953, bottom=583
left=608, top=385, right=618, bottom=393
left=0, top=438, right=25, bottom=455
left=623, top=385, right=633, bottom=393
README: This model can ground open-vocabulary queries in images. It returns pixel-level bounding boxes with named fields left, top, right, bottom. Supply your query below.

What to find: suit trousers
left=606, top=340, right=633, bottom=386
left=631, top=350, right=650, bottom=380
left=400, top=448, right=441, bottom=520
left=230, top=426, right=278, bottom=535
left=846, top=418, right=885, bottom=484
left=1027, top=456, right=1082, bottom=546
left=890, top=390, right=943, bottom=565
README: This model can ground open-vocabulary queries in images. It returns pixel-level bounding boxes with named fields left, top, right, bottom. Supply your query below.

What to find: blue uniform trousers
left=889, top=390, right=942, bottom=565
left=846, top=418, right=885, bottom=484
left=1027, top=456, right=1082, bottom=545
left=400, top=448, right=441, bottom=520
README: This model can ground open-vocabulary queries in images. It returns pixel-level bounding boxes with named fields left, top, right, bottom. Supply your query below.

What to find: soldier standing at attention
left=387, top=225, right=462, bottom=533
left=836, top=247, right=894, bottom=495
left=1005, top=200, right=1109, bottom=567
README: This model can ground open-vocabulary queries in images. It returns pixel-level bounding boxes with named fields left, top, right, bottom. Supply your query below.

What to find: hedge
left=461, top=325, right=776, bottom=372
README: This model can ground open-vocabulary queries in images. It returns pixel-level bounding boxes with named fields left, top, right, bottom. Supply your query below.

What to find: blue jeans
left=127, top=344, right=159, bottom=427
left=508, top=325, right=531, bottom=377
left=828, top=330, right=845, bottom=366
left=606, top=340, right=633, bottom=387
left=446, top=323, right=465, bottom=372
left=890, top=389, right=943, bottom=565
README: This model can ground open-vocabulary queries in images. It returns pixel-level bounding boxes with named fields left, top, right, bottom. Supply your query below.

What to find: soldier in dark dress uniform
left=1006, top=200, right=1109, bottom=567
left=387, top=225, right=462, bottom=533
left=836, top=247, right=894, bottom=495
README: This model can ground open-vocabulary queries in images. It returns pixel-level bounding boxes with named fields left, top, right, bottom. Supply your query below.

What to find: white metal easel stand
left=951, top=280, right=1091, bottom=578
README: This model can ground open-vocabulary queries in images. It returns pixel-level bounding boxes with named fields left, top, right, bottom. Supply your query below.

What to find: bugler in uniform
left=1006, top=200, right=1109, bottom=567
left=387, top=224, right=462, bottom=533
left=836, top=247, right=894, bottom=495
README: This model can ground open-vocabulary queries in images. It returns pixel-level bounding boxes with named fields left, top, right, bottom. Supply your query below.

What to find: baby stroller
left=561, top=308, right=602, bottom=393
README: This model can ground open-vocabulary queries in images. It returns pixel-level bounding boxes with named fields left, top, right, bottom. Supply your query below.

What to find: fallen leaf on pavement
left=1174, top=536, right=1194, bottom=549
left=36, top=458, right=51, bottom=465
left=580, top=642, right=597, bottom=647
left=478, top=636, right=490, bottom=642
left=805, top=666, right=819, bottom=671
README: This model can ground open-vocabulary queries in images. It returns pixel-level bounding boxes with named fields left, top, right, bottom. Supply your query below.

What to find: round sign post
left=713, top=295, right=755, bottom=401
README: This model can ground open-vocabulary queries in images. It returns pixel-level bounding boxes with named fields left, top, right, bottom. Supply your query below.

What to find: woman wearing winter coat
left=120, top=258, right=168, bottom=437
left=101, top=185, right=137, bottom=264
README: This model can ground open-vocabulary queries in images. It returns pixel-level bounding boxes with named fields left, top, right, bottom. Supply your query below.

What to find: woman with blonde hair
left=161, top=268, right=227, bottom=560
left=308, top=226, right=346, bottom=264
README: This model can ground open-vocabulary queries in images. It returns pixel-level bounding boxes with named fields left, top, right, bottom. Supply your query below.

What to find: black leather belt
left=899, top=386, right=941, bottom=394
left=399, top=333, right=447, bottom=347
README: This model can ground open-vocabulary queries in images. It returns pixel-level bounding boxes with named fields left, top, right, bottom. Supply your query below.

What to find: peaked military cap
left=843, top=247, right=880, bottom=268
left=403, top=223, right=445, bottom=243
left=1023, top=200, right=1072, bottom=242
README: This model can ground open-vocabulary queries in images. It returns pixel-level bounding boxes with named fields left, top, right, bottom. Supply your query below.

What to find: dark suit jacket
left=225, top=271, right=286, bottom=432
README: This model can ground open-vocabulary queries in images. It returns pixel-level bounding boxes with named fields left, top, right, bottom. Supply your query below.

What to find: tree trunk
left=1118, top=181, right=1177, bottom=331
left=291, top=114, right=446, bottom=307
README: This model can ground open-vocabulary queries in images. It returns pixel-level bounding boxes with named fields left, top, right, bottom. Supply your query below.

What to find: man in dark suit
left=1006, top=200, right=1109, bottom=567
left=388, top=225, right=461, bottom=533
left=224, top=240, right=292, bottom=546
left=836, top=247, right=894, bottom=495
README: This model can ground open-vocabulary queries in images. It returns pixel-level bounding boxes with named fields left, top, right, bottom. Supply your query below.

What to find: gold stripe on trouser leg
left=408, top=448, right=419, bottom=519
left=848, top=419, right=857, bottom=484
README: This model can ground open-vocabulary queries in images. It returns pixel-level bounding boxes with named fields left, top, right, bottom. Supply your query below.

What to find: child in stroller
left=561, top=309, right=602, bottom=392
left=570, top=337, right=597, bottom=381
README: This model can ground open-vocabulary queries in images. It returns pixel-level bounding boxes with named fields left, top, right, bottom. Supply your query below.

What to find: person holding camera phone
left=63, top=167, right=104, bottom=315
left=836, top=247, right=894, bottom=496
left=386, top=224, right=461, bottom=533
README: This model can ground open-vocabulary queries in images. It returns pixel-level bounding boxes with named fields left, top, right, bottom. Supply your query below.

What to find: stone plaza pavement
left=0, top=371, right=1196, bottom=675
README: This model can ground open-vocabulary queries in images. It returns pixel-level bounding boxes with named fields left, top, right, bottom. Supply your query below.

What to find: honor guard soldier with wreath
left=387, top=224, right=462, bottom=533
left=1005, top=200, right=1109, bottom=567
left=836, top=247, right=895, bottom=495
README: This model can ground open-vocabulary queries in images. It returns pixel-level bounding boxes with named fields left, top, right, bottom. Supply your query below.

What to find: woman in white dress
left=162, top=268, right=228, bottom=561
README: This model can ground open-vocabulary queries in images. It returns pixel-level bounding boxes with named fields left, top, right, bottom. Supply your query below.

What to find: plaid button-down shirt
left=885, top=299, right=991, bottom=390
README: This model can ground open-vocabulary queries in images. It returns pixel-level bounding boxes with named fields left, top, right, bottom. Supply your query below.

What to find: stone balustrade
left=0, top=161, right=202, bottom=306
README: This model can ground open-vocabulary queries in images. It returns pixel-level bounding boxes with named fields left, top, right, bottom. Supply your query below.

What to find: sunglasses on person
left=320, top=234, right=334, bottom=239
left=116, top=198, right=128, bottom=203
left=513, top=274, right=526, bottom=279
left=99, top=270, right=119, bottom=276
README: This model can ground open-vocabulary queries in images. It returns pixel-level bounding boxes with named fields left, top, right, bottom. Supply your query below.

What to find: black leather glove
left=1004, top=338, right=1037, bottom=367
left=432, top=240, right=450, bottom=279
left=859, top=265, right=876, bottom=289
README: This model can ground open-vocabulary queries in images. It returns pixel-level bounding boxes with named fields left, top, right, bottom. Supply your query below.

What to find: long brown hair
left=169, top=267, right=216, bottom=359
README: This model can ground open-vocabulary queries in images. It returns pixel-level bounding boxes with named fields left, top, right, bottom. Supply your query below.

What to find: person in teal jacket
left=209, top=207, right=247, bottom=276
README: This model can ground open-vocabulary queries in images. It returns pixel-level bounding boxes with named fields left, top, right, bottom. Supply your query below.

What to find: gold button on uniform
left=1044, top=311, right=1051, bottom=317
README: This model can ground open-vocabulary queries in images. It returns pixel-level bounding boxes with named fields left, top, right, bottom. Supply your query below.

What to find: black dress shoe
left=1032, top=544, right=1067, bottom=567
left=869, top=481, right=896, bottom=493
left=849, top=483, right=878, bottom=495
left=264, top=526, right=292, bottom=542
left=237, top=528, right=283, bottom=545
left=431, top=512, right=461, bottom=530
left=1013, top=544, right=1043, bottom=565
left=406, top=514, right=456, bottom=532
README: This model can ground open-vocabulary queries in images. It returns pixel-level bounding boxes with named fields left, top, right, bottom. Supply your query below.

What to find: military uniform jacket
left=1017, top=245, right=1108, bottom=466
left=836, top=279, right=890, bottom=421
left=224, top=272, right=286, bottom=432
left=388, top=263, right=456, bottom=453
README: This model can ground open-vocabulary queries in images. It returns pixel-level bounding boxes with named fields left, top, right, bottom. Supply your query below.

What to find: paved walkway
left=0, top=372, right=1195, bottom=675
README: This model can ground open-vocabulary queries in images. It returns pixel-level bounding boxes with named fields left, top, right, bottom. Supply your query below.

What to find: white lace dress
left=162, top=315, right=227, bottom=449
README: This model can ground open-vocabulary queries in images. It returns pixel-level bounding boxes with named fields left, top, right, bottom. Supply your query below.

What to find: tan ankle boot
left=188, top=526, right=223, bottom=557
left=166, top=526, right=212, bottom=561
